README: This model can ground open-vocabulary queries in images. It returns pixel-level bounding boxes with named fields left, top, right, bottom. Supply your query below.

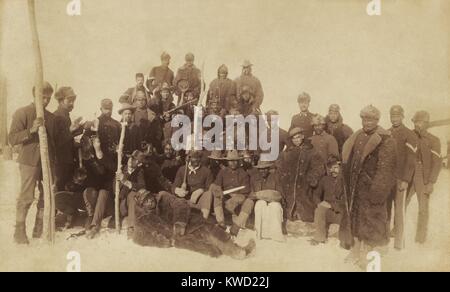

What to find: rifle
left=115, top=122, right=127, bottom=233
left=163, top=98, right=198, bottom=117
left=27, top=0, right=55, bottom=243
left=181, top=158, right=190, bottom=191
left=197, top=61, right=206, bottom=107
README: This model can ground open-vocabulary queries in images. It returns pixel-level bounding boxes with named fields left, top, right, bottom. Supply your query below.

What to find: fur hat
left=360, top=105, right=381, bottom=120
left=297, top=92, right=311, bottom=103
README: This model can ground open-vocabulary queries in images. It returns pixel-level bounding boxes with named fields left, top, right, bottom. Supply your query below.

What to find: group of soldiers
left=8, top=52, right=443, bottom=265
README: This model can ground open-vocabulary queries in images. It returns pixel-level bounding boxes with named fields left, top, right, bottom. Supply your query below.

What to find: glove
left=30, top=117, right=44, bottom=134
left=319, top=201, right=332, bottom=209
left=397, top=180, right=408, bottom=192
left=70, top=117, right=83, bottom=133
left=175, top=187, right=188, bottom=198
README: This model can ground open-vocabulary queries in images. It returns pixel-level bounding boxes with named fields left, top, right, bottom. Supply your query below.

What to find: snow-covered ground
left=0, top=158, right=449, bottom=272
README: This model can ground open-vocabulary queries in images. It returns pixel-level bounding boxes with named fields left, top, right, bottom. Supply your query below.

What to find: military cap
left=54, top=86, right=76, bottom=101
left=326, top=155, right=341, bottom=168
left=311, top=114, right=326, bottom=125
left=289, top=127, right=305, bottom=138
left=218, top=64, right=228, bottom=74
left=390, top=105, right=404, bottom=116
left=118, top=103, right=136, bottom=115
left=32, top=81, right=54, bottom=97
left=412, top=110, right=430, bottom=123
left=297, top=92, right=311, bottom=103
left=160, top=51, right=171, bottom=60
left=360, top=105, right=381, bottom=120
left=329, top=104, right=341, bottom=112
left=242, top=60, right=253, bottom=67
left=101, top=98, right=113, bottom=110
left=185, top=53, right=195, bottom=62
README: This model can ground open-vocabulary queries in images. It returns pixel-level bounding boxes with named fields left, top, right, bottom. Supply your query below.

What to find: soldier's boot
left=84, top=216, right=93, bottom=231
left=32, top=208, right=44, bottom=238
left=244, top=238, right=256, bottom=256
left=344, top=238, right=361, bottom=264
left=127, top=227, right=135, bottom=240
left=214, top=207, right=225, bottom=228
left=229, top=224, right=241, bottom=237
left=14, top=222, right=29, bottom=245
left=86, top=225, right=100, bottom=239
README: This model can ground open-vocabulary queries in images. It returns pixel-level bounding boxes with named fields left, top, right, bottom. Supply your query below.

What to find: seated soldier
left=132, top=190, right=256, bottom=260
left=210, top=150, right=252, bottom=236
left=251, top=160, right=285, bottom=242
left=77, top=131, right=116, bottom=239
left=160, top=141, right=184, bottom=183
left=310, top=155, right=344, bottom=245
left=118, top=150, right=146, bottom=238
left=172, top=151, right=214, bottom=220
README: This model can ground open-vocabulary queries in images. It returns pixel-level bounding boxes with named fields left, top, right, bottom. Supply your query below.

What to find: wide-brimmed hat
left=241, top=60, right=253, bottom=67
left=224, top=150, right=242, bottom=161
left=208, top=150, right=223, bottom=160
left=255, top=160, right=274, bottom=169
left=412, top=111, right=430, bottom=123
left=118, top=103, right=136, bottom=115
left=289, top=127, right=305, bottom=138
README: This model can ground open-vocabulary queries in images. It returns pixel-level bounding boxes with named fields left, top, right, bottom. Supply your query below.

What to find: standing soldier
left=147, top=52, right=174, bottom=93
left=97, top=99, right=121, bottom=158
left=289, top=92, right=314, bottom=138
left=325, top=104, right=353, bottom=154
left=406, top=111, right=442, bottom=244
left=278, top=127, right=324, bottom=223
left=54, top=86, right=83, bottom=192
left=210, top=150, right=252, bottom=236
left=310, top=114, right=339, bottom=163
left=174, top=53, right=202, bottom=99
left=235, top=60, right=264, bottom=109
left=207, top=64, right=236, bottom=114
left=120, top=73, right=150, bottom=105
left=134, top=90, right=163, bottom=154
left=387, top=105, right=417, bottom=250
left=8, top=82, right=57, bottom=243
left=339, top=105, right=396, bottom=266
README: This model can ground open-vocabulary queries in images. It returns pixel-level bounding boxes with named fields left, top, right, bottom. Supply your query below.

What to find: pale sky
left=1, top=0, right=449, bottom=144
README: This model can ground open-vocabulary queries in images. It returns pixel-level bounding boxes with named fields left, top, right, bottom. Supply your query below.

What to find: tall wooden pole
left=27, top=0, right=55, bottom=244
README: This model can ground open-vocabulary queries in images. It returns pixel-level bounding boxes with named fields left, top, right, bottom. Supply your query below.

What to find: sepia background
left=0, top=0, right=449, bottom=271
